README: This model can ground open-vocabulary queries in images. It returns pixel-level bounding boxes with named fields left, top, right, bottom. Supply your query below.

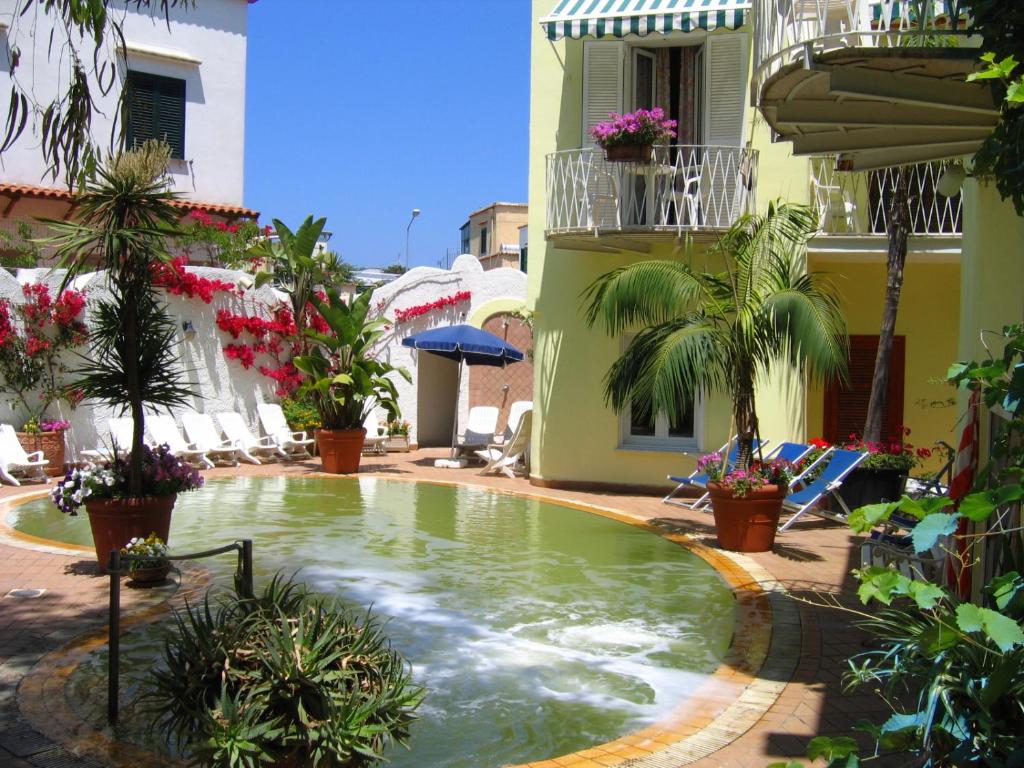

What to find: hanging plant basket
left=604, top=143, right=654, bottom=163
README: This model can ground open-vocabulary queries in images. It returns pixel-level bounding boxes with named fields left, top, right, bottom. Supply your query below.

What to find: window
left=126, top=71, right=186, bottom=159
left=618, top=338, right=700, bottom=450
left=460, top=222, right=470, bottom=254
left=479, top=226, right=489, bottom=256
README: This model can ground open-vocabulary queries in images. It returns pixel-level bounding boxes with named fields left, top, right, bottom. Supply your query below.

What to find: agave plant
left=293, top=287, right=409, bottom=431
left=146, top=575, right=423, bottom=768
left=583, top=200, right=849, bottom=467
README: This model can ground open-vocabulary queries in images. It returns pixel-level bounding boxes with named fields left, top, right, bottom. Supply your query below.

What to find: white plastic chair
left=146, top=414, right=214, bottom=469
left=456, top=406, right=500, bottom=455
left=256, top=403, right=315, bottom=460
left=81, top=417, right=135, bottom=465
left=362, top=410, right=387, bottom=455
left=495, top=401, right=533, bottom=445
left=182, top=413, right=240, bottom=467
left=216, top=412, right=283, bottom=464
left=476, top=410, right=532, bottom=479
left=0, top=424, right=49, bottom=486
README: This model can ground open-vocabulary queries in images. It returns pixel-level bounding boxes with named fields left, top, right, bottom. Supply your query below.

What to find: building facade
left=527, top=0, right=964, bottom=490
left=0, top=0, right=254, bottom=266
left=460, top=202, right=529, bottom=271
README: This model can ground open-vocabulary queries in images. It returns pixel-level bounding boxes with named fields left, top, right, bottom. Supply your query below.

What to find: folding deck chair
left=476, top=410, right=532, bottom=479
left=147, top=414, right=214, bottom=469
left=662, top=437, right=767, bottom=510
left=256, top=403, right=315, bottom=460
left=777, top=448, right=868, bottom=532
left=0, top=424, right=49, bottom=486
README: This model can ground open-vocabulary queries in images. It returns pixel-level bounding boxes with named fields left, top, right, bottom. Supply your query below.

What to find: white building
left=0, top=0, right=255, bottom=264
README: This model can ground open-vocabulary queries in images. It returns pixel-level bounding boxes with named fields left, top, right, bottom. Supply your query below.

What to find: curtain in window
left=677, top=47, right=697, bottom=146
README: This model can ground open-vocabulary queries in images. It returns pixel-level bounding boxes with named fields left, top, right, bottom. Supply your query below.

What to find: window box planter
left=17, top=430, right=66, bottom=478
left=386, top=436, right=411, bottom=453
left=605, top=143, right=653, bottom=163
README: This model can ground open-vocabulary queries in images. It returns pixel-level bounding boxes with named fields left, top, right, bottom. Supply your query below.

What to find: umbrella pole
left=449, top=362, right=463, bottom=458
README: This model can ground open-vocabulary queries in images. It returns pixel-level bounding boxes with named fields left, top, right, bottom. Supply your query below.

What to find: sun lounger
left=0, top=424, right=50, bottom=486
left=455, top=406, right=500, bottom=456
left=476, top=409, right=532, bottom=478
left=81, top=417, right=135, bottom=465
left=256, top=403, right=315, bottom=460
left=146, top=414, right=214, bottom=469
left=361, top=411, right=387, bottom=455
left=494, top=400, right=533, bottom=445
left=777, top=448, right=868, bottom=532
left=662, top=437, right=767, bottom=510
left=216, top=412, right=283, bottom=464
left=182, top=413, right=241, bottom=467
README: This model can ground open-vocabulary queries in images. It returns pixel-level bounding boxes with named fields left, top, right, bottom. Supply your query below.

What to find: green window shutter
left=126, top=71, right=186, bottom=159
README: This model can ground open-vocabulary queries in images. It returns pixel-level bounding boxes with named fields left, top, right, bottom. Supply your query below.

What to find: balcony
left=810, top=157, right=962, bottom=239
left=752, top=1, right=997, bottom=170
left=545, top=145, right=758, bottom=249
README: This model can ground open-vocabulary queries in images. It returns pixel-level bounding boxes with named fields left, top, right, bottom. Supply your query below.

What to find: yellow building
left=527, top=0, right=964, bottom=491
left=459, top=202, right=529, bottom=271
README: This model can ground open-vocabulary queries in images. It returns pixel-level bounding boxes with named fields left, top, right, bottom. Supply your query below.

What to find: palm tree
left=583, top=201, right=849, bottom=469
left=48, top=141, right=190, bottom=495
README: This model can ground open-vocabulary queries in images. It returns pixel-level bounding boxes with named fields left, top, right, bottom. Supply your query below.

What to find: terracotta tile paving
left=0, top=450, right=901, bottom=767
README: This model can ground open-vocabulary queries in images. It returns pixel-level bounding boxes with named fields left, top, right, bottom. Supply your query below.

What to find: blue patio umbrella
left=401, top=324, right=525, bottom=456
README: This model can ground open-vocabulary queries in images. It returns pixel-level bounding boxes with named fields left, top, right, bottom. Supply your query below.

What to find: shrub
left=146, top=575, right=422, bottom=768
left=281, top=395, right=321, bottom=432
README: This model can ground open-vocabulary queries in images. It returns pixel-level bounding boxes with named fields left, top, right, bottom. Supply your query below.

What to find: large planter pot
left=386, top=435, right=410, bottom=453
left=707, top=482, right=787, bottom=553
left=605, top=143, right=653, bottom=163
left=85, top=495, right=176, bottom=573
left=838, top=467, right=907, bottom=510
left=317, top=428, right=366, bottom=474
left=17, top=430, right=66, bottom=478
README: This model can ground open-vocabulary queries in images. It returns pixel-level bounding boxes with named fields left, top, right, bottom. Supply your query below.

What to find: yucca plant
left=146, top=575, right=423, bottom=768
left=47, top=140, right=190, bottom=495
left=583, top=200, right=849, bottom=468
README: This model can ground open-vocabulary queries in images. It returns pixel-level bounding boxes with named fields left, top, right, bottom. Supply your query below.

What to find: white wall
left=0, top=0, right=248, bottom=205
left=0, top=266, right=281, bottom=462
left=370, top=255, right=528, bottom=446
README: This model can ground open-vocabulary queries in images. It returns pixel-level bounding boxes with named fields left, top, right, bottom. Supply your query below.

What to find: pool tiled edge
left=3, top=477, right=800, bottom=768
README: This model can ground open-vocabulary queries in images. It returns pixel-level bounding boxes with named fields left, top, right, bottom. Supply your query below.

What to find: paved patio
left=0, top=449, right=896, bottom=767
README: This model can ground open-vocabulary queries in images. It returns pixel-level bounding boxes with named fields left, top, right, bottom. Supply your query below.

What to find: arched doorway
left=468, top=313, right=534, bottom=437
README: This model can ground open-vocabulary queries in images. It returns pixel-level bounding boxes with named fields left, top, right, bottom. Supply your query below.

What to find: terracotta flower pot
left=85, top=495, right=176, bottom=573
left=605, top=143, right=653, bottom=163
left=707, top=482, right=787, bottom=553
left=317, top=428, right=366, bottom=474
left=129, top=565, right=171, bottom=586
left=16, top=430, right=66, bottom=478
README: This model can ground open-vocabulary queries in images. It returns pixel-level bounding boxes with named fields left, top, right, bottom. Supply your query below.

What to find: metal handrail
left=106, top=539, right=254, bottom=723
left=545, top=145, right=758, bottom=236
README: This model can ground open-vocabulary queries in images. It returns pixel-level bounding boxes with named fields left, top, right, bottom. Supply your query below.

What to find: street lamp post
left=404, top=208, right=421, bottom=271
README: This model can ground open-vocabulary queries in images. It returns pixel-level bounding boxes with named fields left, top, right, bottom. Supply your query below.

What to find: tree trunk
left=124, top=289, right=144, bottom=496
left=733, top=366, right=759, bottom=470
left=863, top=167, right=910, bottom=443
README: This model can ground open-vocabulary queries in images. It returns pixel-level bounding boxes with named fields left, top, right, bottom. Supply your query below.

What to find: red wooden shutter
left=823, top=335, right=905, bottom=443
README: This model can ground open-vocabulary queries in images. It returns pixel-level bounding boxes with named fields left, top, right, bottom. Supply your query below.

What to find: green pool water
left=11, top=476, right=736, bottom=767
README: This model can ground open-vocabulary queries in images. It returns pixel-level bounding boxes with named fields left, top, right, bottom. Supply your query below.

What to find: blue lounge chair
left=765, top=441, right=814, bottom=466
left=777, top=448, right=868, bottom=532
left=662, top=437, right=766, bottom=510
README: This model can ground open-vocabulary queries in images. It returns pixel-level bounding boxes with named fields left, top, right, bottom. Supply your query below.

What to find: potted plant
left=700, top=454, right=795, bottom=552
left=583, top=201, right=849, bottom=552
left=19, top=419, right=72, bottom=478
left=121, top=533, right=171, bottom=585
left=51, top=446, right=202, bottom=570
left=591, top=107, right=677, bottom=163
left=46, top=141, right=195, bottom=569
left=293, top=287, right=409, bottom=474
left=838, top=429, right=931, bottom=508
left=386, top=420, right=412, bottom=452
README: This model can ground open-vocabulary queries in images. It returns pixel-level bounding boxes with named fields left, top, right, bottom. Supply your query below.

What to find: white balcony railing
left=545, top=145, right=758, bottom=237
left=810, top=157, right=962, bottom=236
left=753, top=0, right=972, bottom=98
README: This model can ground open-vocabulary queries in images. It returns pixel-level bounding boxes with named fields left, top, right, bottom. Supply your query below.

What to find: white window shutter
left=703, top=34, right=749, bottom=226
left=582, top=41, right=624, bottom=147
left=704, top=34, right=748, bottom=148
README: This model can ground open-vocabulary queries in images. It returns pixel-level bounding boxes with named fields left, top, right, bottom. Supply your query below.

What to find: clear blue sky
left=244, top=1, right=532, bottom=270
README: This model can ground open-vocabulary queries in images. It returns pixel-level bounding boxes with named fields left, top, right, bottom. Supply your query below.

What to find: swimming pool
left=10, top=476, right=737, bottom=767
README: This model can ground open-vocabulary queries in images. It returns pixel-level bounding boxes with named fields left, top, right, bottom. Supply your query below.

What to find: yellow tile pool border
left=1, top=473, right=793, bottom=768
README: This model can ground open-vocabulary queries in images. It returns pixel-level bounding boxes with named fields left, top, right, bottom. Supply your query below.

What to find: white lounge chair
left=363, top=411, right=387, bottom=455
left=495, top=400, right=533, bottom=445
left=182, top=413, right=241, bottom=467
left=256, top=403, right=315, bottom=460
left=455, top=406, right=499, bottom=456
left=476, top=410, right=532, bottom=479
left=0, top=424, right=49, bottom=486
left=216, top=412, right=283, bottom=464
left=81, top=417, right=136, bottom=465
left=147, top=414, right=214, bottom=469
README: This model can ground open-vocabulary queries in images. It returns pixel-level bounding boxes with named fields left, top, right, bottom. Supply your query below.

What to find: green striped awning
left=540, top=0, right=750, bottom=41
